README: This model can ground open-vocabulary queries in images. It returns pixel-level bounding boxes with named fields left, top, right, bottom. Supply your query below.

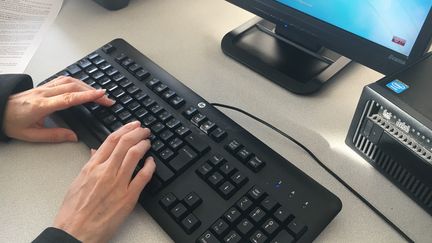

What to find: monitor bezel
left=227, top=0, right=432, bottom=74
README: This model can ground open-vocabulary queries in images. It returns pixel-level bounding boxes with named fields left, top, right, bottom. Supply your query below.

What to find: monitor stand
left=222, top=17, right=351, bottom=94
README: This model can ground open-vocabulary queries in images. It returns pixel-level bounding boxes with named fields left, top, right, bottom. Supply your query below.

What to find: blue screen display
left=276, top=0, right=432, bottom=56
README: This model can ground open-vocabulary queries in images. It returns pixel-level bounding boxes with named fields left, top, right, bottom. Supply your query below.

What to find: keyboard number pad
left=196, top=186, right=308, bottom=243
left=196, top=154, right=249, bottom=200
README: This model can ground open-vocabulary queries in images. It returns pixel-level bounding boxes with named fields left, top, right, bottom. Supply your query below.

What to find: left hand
left=3, top=76, right=115, bottom=142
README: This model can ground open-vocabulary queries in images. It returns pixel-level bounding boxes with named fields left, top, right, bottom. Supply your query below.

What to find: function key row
left=183, top=106, right=227, bottom=143
left=159, top=192, right=203, bottom=234
left=145, top=77, right=185, bottom=109
left=226, top=139, right=266, bottom=173
left=196, top=186, right=308, bottom=243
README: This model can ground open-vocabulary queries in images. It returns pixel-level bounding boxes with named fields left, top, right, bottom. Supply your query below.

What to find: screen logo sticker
left=386, top=79, right=409, bottom=94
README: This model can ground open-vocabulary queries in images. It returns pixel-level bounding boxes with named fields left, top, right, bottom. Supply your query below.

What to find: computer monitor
left=222, top=0, right=432, bottom=94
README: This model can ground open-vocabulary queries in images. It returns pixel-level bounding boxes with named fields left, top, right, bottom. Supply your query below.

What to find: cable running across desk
left=211, top=102, right=414, bottom=243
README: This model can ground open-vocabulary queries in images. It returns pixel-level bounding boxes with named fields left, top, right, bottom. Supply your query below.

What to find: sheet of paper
left=0, top=0, right=63, bottom=74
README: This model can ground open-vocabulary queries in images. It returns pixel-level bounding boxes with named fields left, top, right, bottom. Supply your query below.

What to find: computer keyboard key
left=160, top=130, right=174, bottom=142
left=151, top=140, right=165, bottom=152
left=212, top=219, right=229, bottom=237
left=166, top=118, right=181, bottom=130
left=196, top=163, right=213, bottom=178
left=121, top=58, right=134, bottom=67
left=119, top=79, right=133, bottom=88
left=236, top=197, right=253, bottom=212
left=162, top=89, right=176, bottom=100
left=261, top=196, right=279, bottom=212
left=224, top=207, right=241, bottom=224
left=170, top=202, right=188, bottom=220
left=128, top=63, right=141, bottom=72
left=105, top=82, right=118, bottom=92
left=236, top=148, right=252, bottom=162
left=231, top=172, right=248, bottom=188
left=270, top=230, right=295, bottom=243
left=191, top=113, right=207, bottom=127
left=197, top=231, right=220, bottom=243
left=114, top=53, right=127, bottom=62
left=119, top=95, right=133, bottom=105
left=93, top=56, right=105, bottom=66
left=175, top=126, right=191, bottom=138
left=219, top=162, right=236, bottom=177
left=159, top=192, right=178, bottom=209
left=262, top=218, right=279, bottom=236
left=181, top=213, right=201, bottom=234
left=133, top=90, right=148, bottom=101
left=223, top=230, right=241, bottom=243
left=248, top=186, right=266, bottom=201
left=155, top=83, right=168, bottom=94
left=126, top=85, right=140, bottom=94
left=118, top=110, right=132, bottom=121
left=226, top=140, right=242, bottom=153
left=247, top=157, right=265, bottom=172
left=78, top=58, right=92, bottom=69
left=210, top=127, right=227, bottom=142
left=102, top=115, right=117, bottom=125
left=102, top=43, right=115, bottom=53
left=113, top=73, right=126, bottom=82
left=87, top=52, right=99, bottom=60
left=170, top=96, right=185, bottom=109
left=287, top=220, right=307, bottom=238
left=135, top=108, right=148, bottom=119
left=158, top=110, right=172, bottom=121
left=185, top=134, right=210, bottom=155
left=200, top=120, right=216, bottom=134
left=127, top=101, right=141, bottom=111
left=208, top=172, right=224, bottom=187
left=150, top=104, right=164, bottom=115
left=218, top=181, right=236, bottom=199
left=273, top=207, right=293, bottom=223
left=142, top=97, right=156, bottom=108
left=183, top=192, right=202, bottom=209
left=249, top=207, right=266, bottom=224
left=168, top=137, right=184, bottom=150
left=236, top=218, right=254, bottom=236
left=151, top=122, right=165, bottom=134
left=168, top=146, right=198, bottom=172
left=183, top=106, right=198, bottom=119
left=99, top=62, right=112, bottom=71
left=160, top=148, right=175, bottom=162
left=154, top=158, right=175, bottom=184
left=109, top=121, right=123, bottom=132
left=142, top=115, right=157, bottom=126
left=66, top=64, right=81, bottom=75
left=146, top=78, right=160, bottom=88
left=208, top=154, right=225, bottom=167
left=86, top=65, right=98, bottom=74
left=135, top=69, right=150, bottom=80
left=250, top=230, right=267, bottom=243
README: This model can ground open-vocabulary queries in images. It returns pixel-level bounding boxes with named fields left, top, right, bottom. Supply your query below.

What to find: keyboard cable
left=210, top=102, right=414, bottom=243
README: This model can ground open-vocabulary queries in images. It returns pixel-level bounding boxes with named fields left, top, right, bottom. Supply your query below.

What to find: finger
left=22, top=128, right=78, bottom=143
left=128, top=156, right=156, bottom=197
left=44, top=89, right=109, bottom=112
left=43, top=80, right=115, bottom=107
left=90, top=149, right=97, bottom=157
left=90, top=121, right=142, bottom=164
left=107, top=127, right=151, bottom=172
left=40, top=76, right=75, bottom=88
left=118, top=139, right=151, bottom=185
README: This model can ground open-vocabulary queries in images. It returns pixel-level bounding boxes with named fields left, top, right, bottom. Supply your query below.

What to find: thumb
left=25, top=128, right=78, bottom=143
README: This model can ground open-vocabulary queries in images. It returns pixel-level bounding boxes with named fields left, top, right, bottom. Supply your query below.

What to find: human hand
left=3, top=76, right=115, bottom=142
left=53, top=121, right=156, bottom=243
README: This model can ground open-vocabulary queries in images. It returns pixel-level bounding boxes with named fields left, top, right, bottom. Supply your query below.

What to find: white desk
left=1, top=0, right=431, bottom=242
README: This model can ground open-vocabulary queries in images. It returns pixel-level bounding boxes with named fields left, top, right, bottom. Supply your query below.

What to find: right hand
left=52, top=121, right=156, bottom=243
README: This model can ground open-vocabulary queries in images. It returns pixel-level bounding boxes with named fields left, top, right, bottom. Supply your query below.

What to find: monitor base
left=222, top=17, right=351, bottom=94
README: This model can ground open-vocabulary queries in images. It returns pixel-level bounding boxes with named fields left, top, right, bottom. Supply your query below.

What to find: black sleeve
left=0, top=74, right=34, bottom=141
left=32, top=227, right=81, bottom=243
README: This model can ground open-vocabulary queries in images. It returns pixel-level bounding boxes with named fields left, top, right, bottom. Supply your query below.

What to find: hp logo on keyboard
left=198, top=102, right=206, bottom=109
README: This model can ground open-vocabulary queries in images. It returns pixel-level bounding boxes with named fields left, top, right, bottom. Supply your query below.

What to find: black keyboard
left=41, top=39, right=342, bottom=243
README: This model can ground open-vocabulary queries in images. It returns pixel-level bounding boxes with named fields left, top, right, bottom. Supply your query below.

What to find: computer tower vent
left=352, top=100, right=432, bottom=210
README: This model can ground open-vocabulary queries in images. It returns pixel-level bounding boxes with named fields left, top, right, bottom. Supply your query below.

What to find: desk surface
left=1, top=0, right=431, bottom=242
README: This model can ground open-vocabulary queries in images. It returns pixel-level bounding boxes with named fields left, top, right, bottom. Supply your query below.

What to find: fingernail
left=68, top=133, right=78, bottom=142
left=96, top=89, right=106, bottom=94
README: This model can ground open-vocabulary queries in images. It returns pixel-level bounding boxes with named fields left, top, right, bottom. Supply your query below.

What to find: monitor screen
left=276, top=0, right=432, bottom=57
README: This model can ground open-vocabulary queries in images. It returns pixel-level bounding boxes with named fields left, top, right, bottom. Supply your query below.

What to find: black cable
left=211, top=102, right=414, bottom=243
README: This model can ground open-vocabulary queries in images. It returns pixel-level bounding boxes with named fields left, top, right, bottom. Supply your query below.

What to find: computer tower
left=346, top=53, right=432, bottom=216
